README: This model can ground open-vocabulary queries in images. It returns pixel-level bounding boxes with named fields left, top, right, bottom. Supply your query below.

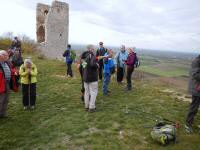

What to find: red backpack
left=9, top=65, right=20, bottom=92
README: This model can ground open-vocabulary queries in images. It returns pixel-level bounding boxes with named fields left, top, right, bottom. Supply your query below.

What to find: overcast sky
left=0, top=0, right=200, bottom=52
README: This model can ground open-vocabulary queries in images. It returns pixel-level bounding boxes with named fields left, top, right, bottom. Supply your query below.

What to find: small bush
left=0, top=33, right=39, bottom=54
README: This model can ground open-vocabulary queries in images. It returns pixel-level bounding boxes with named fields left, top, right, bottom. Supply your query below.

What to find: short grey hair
left=87, top=44, right=95, bottom=51
left=0, top=50, right=8, bottom=56
left=120, top=45, right=125, bottom=49
left=24, top=58, right=32, bottom=65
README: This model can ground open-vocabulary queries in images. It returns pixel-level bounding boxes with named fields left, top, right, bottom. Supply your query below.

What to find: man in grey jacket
left=185, top=55, right=200, bottom=133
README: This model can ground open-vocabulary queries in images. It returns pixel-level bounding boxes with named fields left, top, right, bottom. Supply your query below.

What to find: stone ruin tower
left=36, top=1, right=69, bottom=59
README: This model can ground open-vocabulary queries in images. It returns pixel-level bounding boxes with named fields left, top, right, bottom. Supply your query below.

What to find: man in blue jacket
left=63, top=44, right=73, bottom=77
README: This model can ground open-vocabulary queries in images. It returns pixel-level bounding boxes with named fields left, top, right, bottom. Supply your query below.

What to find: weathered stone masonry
left=36, top=1, right=69, bottom=59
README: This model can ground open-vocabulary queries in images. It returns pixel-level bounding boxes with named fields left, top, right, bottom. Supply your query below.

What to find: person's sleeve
left=19, top=65, right=28, bottom=77
left=125, top=55, right=134, bottom=65
left=96, top=50, right=99, bottom=57
left=63, top=50, right=67, bottom=57
left=192, top=68, right=200, bottom=82
left=31, top=65, right=38, bottom=76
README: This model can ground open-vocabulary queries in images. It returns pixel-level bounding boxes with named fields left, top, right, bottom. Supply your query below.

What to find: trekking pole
left=28, top=71, right=31, bottom=110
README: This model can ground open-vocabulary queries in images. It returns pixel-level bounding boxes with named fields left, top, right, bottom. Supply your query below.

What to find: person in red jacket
left=0, top=50, right=11, bottom=118
left=124, top=47, right=137, bottom=91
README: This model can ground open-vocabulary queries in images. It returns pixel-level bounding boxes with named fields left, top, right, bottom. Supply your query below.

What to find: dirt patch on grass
left=158, top=77, right=188, bottom=91
left=159, top=89, right=191, bottom=102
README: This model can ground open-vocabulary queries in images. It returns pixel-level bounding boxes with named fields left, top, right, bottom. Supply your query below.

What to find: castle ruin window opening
left=44, top=10, right=48, bottom=15
left=37, top=26, right=45, bottom=43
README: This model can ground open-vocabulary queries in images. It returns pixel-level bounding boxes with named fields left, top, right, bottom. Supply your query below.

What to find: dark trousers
left=98, top=64, right=103, bottom=80
left=117, top=67, right=124, bottom=82
left=67, top=63, right=73, bottom=77
left=186, top=95, right=200, bottom=126
left=22, top=83, right=36, bottom=107
left=126, top=67, right=134, bottom=89
left=0, top=83, right=10, bottom=116
left=79, top=66, right=85, bottom=101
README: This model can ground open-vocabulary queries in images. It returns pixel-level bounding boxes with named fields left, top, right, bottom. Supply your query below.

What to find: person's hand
left=28, top=68, right=31, bottom=74
left=77, top=63, right=80, bottom=69
left=96, top=63, right=99, bottom=68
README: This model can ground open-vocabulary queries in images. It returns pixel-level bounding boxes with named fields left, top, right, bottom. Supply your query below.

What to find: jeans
left=103, top=73, right=111, bottom=94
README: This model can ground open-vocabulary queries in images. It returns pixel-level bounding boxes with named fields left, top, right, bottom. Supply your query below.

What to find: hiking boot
left=103, top=92, right=109, bottom=96
left=0, top=114, right=8, bottom=118
left=185, top=124, right=193, bottom=133
left=124, top=87, right=132, bottom=91
left=23, top=106, right=28, bottom=110
left=30, top=106, right=35, bottom=110
left=107, top=90, right=111, bottom=93
left=85, top=108, right=89, bottom=111
left=89, top=108, right=96, bottom=113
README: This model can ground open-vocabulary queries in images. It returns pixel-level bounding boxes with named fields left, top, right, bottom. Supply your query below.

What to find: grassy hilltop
left=0, top=53, right=199, bottom=149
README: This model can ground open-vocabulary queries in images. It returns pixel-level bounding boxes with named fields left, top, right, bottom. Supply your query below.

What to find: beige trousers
left=84, top=81, right=98, bottom=109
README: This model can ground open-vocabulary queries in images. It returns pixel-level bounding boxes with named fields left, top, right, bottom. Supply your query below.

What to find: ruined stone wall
left=36, top=3, right=50, bottom=43
left=36, top=1, right=69, bottom=59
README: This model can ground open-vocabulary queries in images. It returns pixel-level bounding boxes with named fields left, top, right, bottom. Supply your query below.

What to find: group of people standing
left=73, top=42, right=139, bottom=112
left=0, top=37, right=38, bottom=118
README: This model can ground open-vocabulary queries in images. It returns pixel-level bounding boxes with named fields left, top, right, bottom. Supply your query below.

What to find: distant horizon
left=0, top=0, right=200, bottom=52
left=68, top=42, right=199, bottom=54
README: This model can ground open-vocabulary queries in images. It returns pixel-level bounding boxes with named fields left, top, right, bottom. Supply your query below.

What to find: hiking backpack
left=134, top=54, right=140, bottom=68
left=151, top=122, right=176, bottom=145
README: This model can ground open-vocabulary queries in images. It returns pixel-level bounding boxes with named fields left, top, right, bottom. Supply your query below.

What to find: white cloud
left=0, top=0, right=200, bottom=51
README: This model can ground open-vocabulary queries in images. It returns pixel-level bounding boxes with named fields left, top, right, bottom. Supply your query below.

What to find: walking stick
left=28, top=71, right=31, bottom=109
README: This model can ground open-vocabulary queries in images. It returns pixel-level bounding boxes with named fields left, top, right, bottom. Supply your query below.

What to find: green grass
left=0, top=56, right=200, bottom=150
left=139, top=66, right=188, bottom=77
left=139, top=55, right=190, bottom=77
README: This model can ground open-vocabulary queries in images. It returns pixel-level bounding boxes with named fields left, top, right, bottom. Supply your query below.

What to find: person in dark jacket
left=77, top=52, right=87, bottom=102
left=96, top=42, right=107, bottom=81
left=10, top=37, right=22, bottom=56
left=0, top=50, right=11, bottom=118
left=81, top=45, right=98, bottom=112
left=63, top=44, right=73, bottom=77
left=185, top=55, right=200, bottom=133
left=124, top=47, right=137, bottom=91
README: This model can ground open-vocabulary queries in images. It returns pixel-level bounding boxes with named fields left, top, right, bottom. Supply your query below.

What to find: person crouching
left=19, top=58, right=37, bottom=110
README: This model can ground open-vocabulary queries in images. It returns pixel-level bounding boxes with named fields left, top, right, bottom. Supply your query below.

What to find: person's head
left=99, top=42, right=104, bottom=48
left=120, top=45, right=125, bottom=52
left=67, top=44, right=71, bottom=50
left=14, top=36, right=18, bottom=40
left=87, top=44, right=95, bottom=53
left=0, top=50, right=9, bottom=62
left=24, top=58, right=32, bottom=68
left=128, top=47, right=136, bottom=54
left=108, top=49, right=113, bottom=57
